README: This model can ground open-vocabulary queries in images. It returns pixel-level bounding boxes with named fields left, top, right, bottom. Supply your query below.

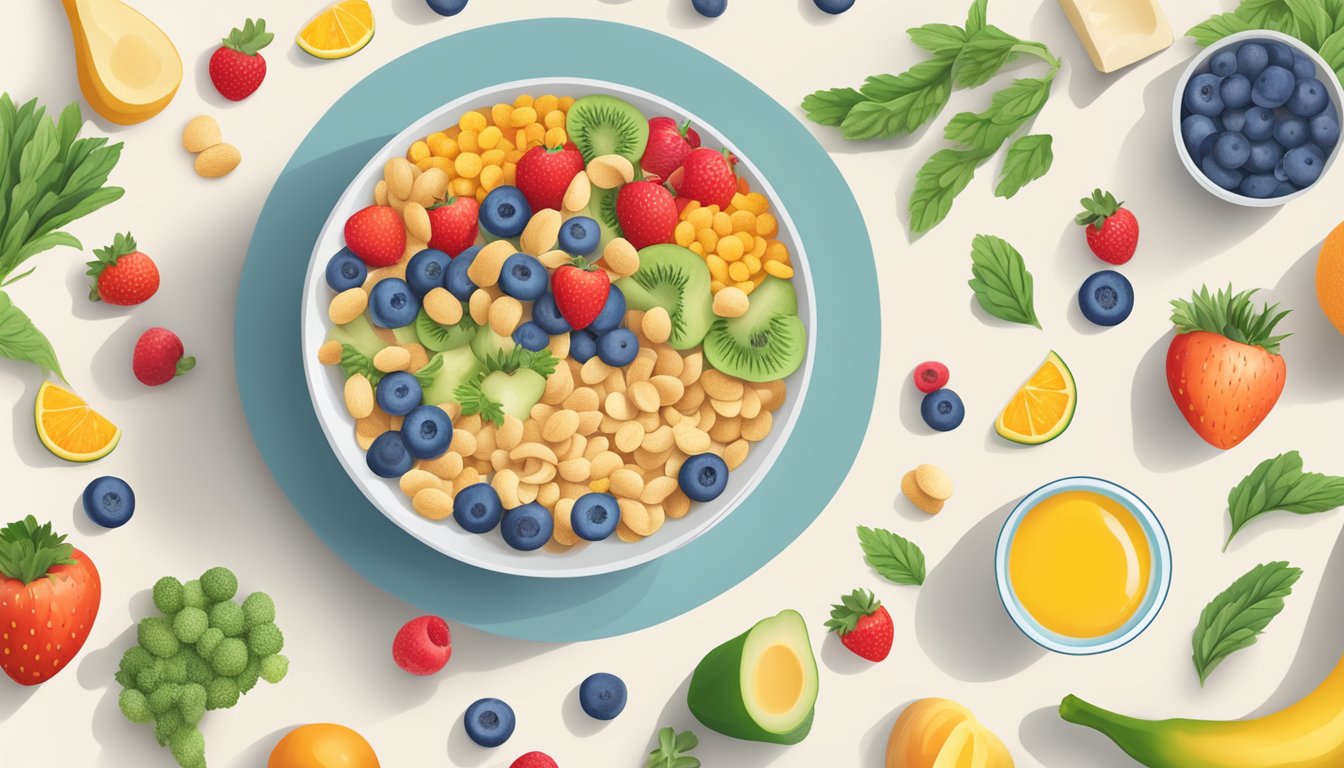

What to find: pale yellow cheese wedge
left=1057, top=0, right=1173, bottom=74
left=61, top=0, right=182, bottom=125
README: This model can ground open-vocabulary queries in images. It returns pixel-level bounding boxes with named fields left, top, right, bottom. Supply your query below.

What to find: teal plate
left=236, top=18, right=878, bottom=641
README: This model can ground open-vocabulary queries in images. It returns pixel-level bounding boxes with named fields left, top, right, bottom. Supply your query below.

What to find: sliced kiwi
left=415, top=307, right=477, bottom=352
left=568, top=185, right=623, bottom=255
left=469, top=326, right=516, bottom=363
left=566, top=95, right=649, bottom=164
left=616, top=244, right=715, bottom=350
left=421, top=347, right=483, bottom=405
left=326, top=314, right=385, bottom=360
left=391, top=324, right=421, bottom=346
left=703, top=276, right=806, bottom=383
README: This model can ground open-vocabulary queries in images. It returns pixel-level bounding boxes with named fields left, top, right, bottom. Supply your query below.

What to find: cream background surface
left=4, top=1, right=1344, bottom=766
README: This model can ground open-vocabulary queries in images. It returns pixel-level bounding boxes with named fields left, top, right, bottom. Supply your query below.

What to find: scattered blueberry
left=813, top=0, right=855, bottom=13
left=531, top=292, right=571, bottom=335
left=1236, top=42, right=1269, bottom=79
left=426, top=0, right=467, bottom=15
left=569, top=330, right=598, bottom=363
left=82, top=476, right=135, bottom=528
left=1283, top=144, right=1326, bottom=186
left=454, top=483, right=504, bottom=534
left=1266, top=42, right=1295, bottom=70
left=579, top=672, right=628, bottom=720
left=366, top=431, right=414, bottom=478
left=1312, top=111, right=1340, bottom=148
left=406, top=249, right=451, bottom=298
left=479, top=186, right=531, bottom=237
left=499, top=253, right=548, bottom=301
left=443, top=245, right=480, bottom=301
left=1246, top=140, right=1283, bottom=173
left=1181, top=115, right=1219, bottom=158
left=570, top=492, right=620, bottom=541
left=1201, top=155, right=1245, bottom=191
left=557, top=216, right=600, bottom=255
left=1240, top=173, right=1281, bottom=199
left=691, top=0, right=727, bottom=17
left=678, top=453, right=729, bottom=503
left=401, top=405, right=453, bottom=459
left=1220, top=74, right=1252, bottom=110
left=1209, top=49, right=1238, bottom=77
left=376, top=371, right=423, bottom=416
left=1212, top=132, right=1251, bottom=169
left=325, top=247, right=367, bottom=292
left=512, top=321, right=550, bottom=352
left=1220, top=110, right=1246, bottom=133
left=1241, top=106, right=1276, bottom=141
left=1292, top=53, right=1317, bottom=80
left=1183, top=73, right=1224, bottom=118
left=368, top=277, right=420, bottom=328
left=920, top=389, right=965, bottom=432
left=464, top=697, right=515, bottom=748
left=500, top=502, right=553, bottom=551
left=1077, top=270, right=1134, bottom=327
left=596, top=328, right=639, bottom=367
left=588, top=285, right=627, bottom=334
left=1288, top=78, right=1329, bottom=117
left=1274, top=117, right=1309, bottom=149
left=1252, top=65, right=1295, bottom=108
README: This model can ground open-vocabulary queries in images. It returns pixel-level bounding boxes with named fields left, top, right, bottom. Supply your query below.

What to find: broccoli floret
left=161, top=654, right=188, bottom=684
left=184, top=653, right=213, bottom=686
left=136, top=662, right=163, bottom=694
left=139, top=617, right=180, bottom=659
left=207, top=601, right=245, bottom=637
left=148, top=683, right=183, bottom=715
left=235, top=658, right=261, bottom=694
left=119, top=688, right=153, bottom=723
left=169, top=726, right=206, bottom=768
left=200, top=567, right=238, bottom=603
left=154, top=709, right=184, bottom=746
left=246, top=623, right=284, bottom=657
left=117, top=645, right=155, bottom=689
left=172, top=607, right=209, bottom=644
left=259, top=654, right=289, bottom=685
left=204, top=677, right=239, bottom=711
left=178, top=683, right=207, bottom=726
left=211, top=638, right=248, bottom=677
left=195, top=627, right=224, bottom=660
left=181, top=580, right=206, bottom=610
left=240, top=592, right=275, bottom=630
left=152, top=576, right=185, bottom=615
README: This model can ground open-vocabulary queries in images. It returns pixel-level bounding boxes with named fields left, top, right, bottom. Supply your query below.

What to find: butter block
left=1058, top=0, right=1174, bottom=74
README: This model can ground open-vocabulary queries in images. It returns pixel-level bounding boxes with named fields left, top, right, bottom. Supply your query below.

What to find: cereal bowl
left=301, top=78, right=815, bottom=578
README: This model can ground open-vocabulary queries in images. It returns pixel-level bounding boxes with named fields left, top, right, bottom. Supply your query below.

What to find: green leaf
left=646, top=727, right=700, bottom=768
left=1192, top=561, right=1301, bottom=684
left=801, top=87, right=865, bottom=127
left=1226, top=451, right=1344, bottom=548
left=841, top=57, right=955, bottom=140
left=968, top=234, right=1040, bottom=328
left=1286, top=0, right=1333, bottom=47
left=951, top=25, right=1021, bottom=88
left=0, top=290, right=62, bottom=378
left=965, top=0, right=988, bottom=35
left=995, top=134, right=1053, bottom=198
left=454, top=379, right=505, bottom=427
left=337, top=344, right=382, bottom=385
left=412, top=354, right=444, bottom=388
left=1186, top=12, right=1253, bottom=46
left=1320, top=27, right=1344, bottom=74
left=0, top=515, right=76, bottom=584
left=908, top=23, right=968, bottom=54
left=857, top=525, right=926, bottom=585
left=990, top=77, right=1053, bottom=124
left=909, top=148, right=984, bottom=234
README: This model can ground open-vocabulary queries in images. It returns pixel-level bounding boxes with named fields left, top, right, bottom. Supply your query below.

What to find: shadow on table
left=226, top=727, right=293, bottom=768
left=1273, top=242, right=1344, bottom=406
left=858, top=699, right=917, bottom=764
left=1020, top=704, right=1136, bottom=768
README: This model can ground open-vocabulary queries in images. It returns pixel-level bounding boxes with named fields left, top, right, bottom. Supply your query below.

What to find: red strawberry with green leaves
left=345, top=205, right=406, bottom=267
left=1075, top=189, right=1139, bottom=265
left=669, top=147, right=737, bottom=209
left=1166, top=286, right=1289, bottom=450
left=133, top=327, right=195, bottom=386
left=825, top=588, right=892, bottom=662
left=87, top=232, right=159, bottom=306
left=641, top=117, right=698, bottom=179
left=615, top=181, right=678, bottom=250
left=0, top=516, right=101, bottom=685
left=516, top=143, right=584, bottom=213
left=209, top=18, right=273, bottom=102
left=427, top=197, right=479, bottom=256
left=551, top=259, right=611, bottom=330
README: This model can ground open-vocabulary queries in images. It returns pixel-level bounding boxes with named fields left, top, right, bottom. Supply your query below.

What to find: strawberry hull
left=1165, top=330, right=1286, bottom=450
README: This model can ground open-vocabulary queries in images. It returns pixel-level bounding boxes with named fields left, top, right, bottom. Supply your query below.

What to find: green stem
left=1012, top=41, right=1062, bottom=76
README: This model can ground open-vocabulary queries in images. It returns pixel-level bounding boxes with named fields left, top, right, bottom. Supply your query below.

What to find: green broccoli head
left=169, top=726, right=206, bottom=768
left=195, top=627, right=225, bottom=660
left=178, top=683, right=207, bottom=726
left=235, top=658, right=261, bottom=694
left=117, top=645, right=155, bottom=689
left=241, top=592, right=276, bottom=630
left=211, top=638, right=248, bottom=677
left=207, top=601, right=246, bottom=638
left=161, top=654, right=188, bottom=685
left=139, top=617, right=180, bottom=659
left=181, top=580, right=207, bottom=610
left=184, top=653, right=213, bottom=686
left=172, top=607, right=209, bottom=644
left=135, top=662, right=163, bottom=694
left=200, top=567, right=238, bottom=603
left=152, top=576, right=185, bottom=615
left=148, top=683, right=183, bottom=715
left=204, top=677, right=239, bottom=711
left=119, top=688, right=153, bottom=723
left=259, top=654, right=289, bottom=685
left=246, top=623, right=284, bottom=658
left=154, top=709, right=184, bottom=747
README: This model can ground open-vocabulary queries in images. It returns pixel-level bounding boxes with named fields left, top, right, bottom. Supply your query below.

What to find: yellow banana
left=887, top=698, right=1014, bottom=768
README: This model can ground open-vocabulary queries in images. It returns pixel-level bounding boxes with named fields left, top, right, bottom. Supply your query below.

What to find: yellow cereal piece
left=728, top=261, right=751, bottom=282
left=705, top=254, right=729, bottom=282
left=914, top=463, right=954, bottom=501
left=736, top=280, right=755, bottom=293
left=689, top=242, right=705, bottom=256
left=525, top=123, right=546, bottom=144
left=408, top=140, right=430, bottom=162
left=901, top=471, right=944, bottom=515
left=764, top=260, right=794, bottom=279
left=448, top=177, right=473, bottom=197
left=544, top=126, right=567, bottom=148
left=481, top=149, right=506, bottom=166
left=459, top=110, right=487, bottom=133
left=503, top=162, right=517, bottom=185
left=751, top=234, right=769, bottom=259
left=765, top=241, right=789, bottom=262
left=543, top=109, right=565, bottom=129
left=427, top=132, right=453, bottom=157
left=558, top=95, right=575, bottom=110
left=717, top=235, right=744, bottom=262
left=458, top=130, right=479, bottom=153
left=505, top=148, right=524, bottom=163
left=686, top=207, right=713, bottom=230
left=743, top=254, right=762, bottom=274
left=712, top=211, right=732, bottom=237
left=589, top=477, right=611, bottom=493
left=317, top=340, right=343, bottom=365
left=498, top=138, right=515, bottom=152
left=736, top=232, right=755, bottom=253
left=710, top=279, right=726, bottom=293
left=415, top=157, right=434, bottom=172
left=513, top=94, right=534, bottom=109
left=730, top=210, right=756, bottom=232
left=491, top=103, right=514, bottom=127
left=431, top=157, right=455, bottom=174
left=756, top=213, right=778, bottom=238
left=480, top=164, right=504, bottom=191
left=742, top=192, right=769, bottom=215
left=514, top=129, right=530, bottom=150
left=535, top=94, right=559, bottom=114
left=674, top=221, right=696, bottom=247
left=478, top=125, right=502, bottom=150
left=455, top=152, right=483, bottom=179
left=682, top=200, right=701, bottom=215
left=511, top=106, right=538, bottom=128
left=696, top=228, right=718, bottom=252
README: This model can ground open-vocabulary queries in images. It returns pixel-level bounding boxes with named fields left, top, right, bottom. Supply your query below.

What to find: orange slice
left=296, top=0, right=375, bottom=60
left=994, top=351, right=1076, bottom=445
left=34, top=381, right=121, bottom=462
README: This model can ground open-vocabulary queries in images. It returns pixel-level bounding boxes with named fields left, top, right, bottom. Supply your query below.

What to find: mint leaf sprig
left=1192, top=561, right=1301, bottom=685
left=1225, top=451, right=1344, bottom=550
left=857, top=525, right=926, bottom=585
left=968, top=234, right=1040, bottom=328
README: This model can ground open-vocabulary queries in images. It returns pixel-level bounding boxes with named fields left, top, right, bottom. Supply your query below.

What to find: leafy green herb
left=1187, top=0, right=1344, bottom=83
left=645, top=726, right=700, bottom=768
left=337, top=344, right=382, bottom=385
left=1225, top=451, right=1344, bottom=549
left=995, top=134, right=1053, bottom=198
left=857, top=525, right=926, bottom=585
left=1192, top=561, right=1301, bottom=685
left=479, top=346, right=559, bottom=379
left=908, top=149, right=981, bottom=234
left=453, top=379, right=505, bottom=427
left=412, top=354, right=443, bottom=388
left=0, top=291, right=63, bottom=378
left=968, top=235, right=1040, bottom=328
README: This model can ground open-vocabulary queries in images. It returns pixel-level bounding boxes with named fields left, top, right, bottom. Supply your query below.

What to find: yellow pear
left=60, top=0, right=181, bottom=125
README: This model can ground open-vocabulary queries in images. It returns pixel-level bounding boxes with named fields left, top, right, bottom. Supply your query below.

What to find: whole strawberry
left=516, top=144, right=585, bottom=213
left=1075, top=189, right=1139, bottom=265
left=345, top=205, right=407, bottom=267
left=209, top=18, right=273, bottom=101
left=825, top=588, right=893, bottom=662
left=641, top=117, right=697, bottom=179
left=511, top=752, right=558, bottom=768
left=669, top=147, right=737, bottom=209
left=551, top=260, right=611, bottom=330
left=615, top=181, right=678, bottom=250
left=427, top=197, right=479, bottom=256
left=133, top=327, right=195, bottom=386
left=87, top=232, right=159, bottom=306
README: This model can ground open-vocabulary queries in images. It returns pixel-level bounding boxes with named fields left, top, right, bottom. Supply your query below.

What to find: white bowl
left=1172, top=29, right=1344, bottom=206
left=300, top=78, right=815, bottom=578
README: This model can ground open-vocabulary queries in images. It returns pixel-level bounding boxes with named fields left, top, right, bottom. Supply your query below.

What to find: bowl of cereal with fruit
left=302, top=78, right=813, bottom=577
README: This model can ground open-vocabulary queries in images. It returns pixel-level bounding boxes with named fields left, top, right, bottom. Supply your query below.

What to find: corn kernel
left=534, top=94, right=559, bottom=114
left=751, top=233, right=769, bottom=258
left=455, top=152, right=483, bottom=179
left=408, top=140, right=430, bottom=162
left=689, top=242, right=704, bottom=256
left=525, top=123, right=546, bottom=144
left=415, top=157, right=434, bottom=171
left=461, top=131, right=482, bottom=154
left=452, top=177, right=476, bottom=196
left=710, top=279, right=726, bottom=293
left=765, top=242, right=789, bottom=262
left=764, top=260, right=794, bottom=279
left=558, top=96, right=575, bottom=110
left=515, top=129, right=530, bottom=149
left=696, top=229, right=719, bottom=252
left=736, top=232, right=755, bottom=253
left=431, top=157, right=455, bottom=174
left=756, top=213, right=778, bottom=238
left=480, top=164, right=504, bottom=190
left=717, top=235, right=744, bottom=262
left=682, top=200, right=701, bottom=215
left=475, top=187, right=489, bottom=203
left=730, top=210, right=755, bottom=232
left=478, top=126, right=503, bottom=150
left=543, top=109, right=565, bottom=129
left=503, top=162, right=517, bottom=184
left=728, top=261, right=751, bottom=282
left=459, top=111, right=487, bottom=133
left=513, top=94, right=534, bottom=109
left=706, top=255, right=728, bottom=282
left=426, top=132, right=451, bottom=156
left=743, top=254, right=762, bottom=273
left=736, top=280, right=755, bottom=292
left=742, top=192, right=769, bottom=215
left=492, top=103, right=514, bottom=127
left=712, top=211, right=732, bottom=237
left=497, top=138, right=515, bottom=153
left=544, top=126, right=567, bottom=148
left=687, top=207, right=713, bottom=230
left=511, top=107, right=538, bottom=128
left=730, top=192, right=751, bottom=211
left=589, top=477, right=610, bottom=493
left=674, top=221, right=696, bottom=247
left=481, top=149, right=506, bottom=166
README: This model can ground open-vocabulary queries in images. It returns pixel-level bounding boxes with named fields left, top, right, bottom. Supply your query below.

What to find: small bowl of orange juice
left=995, top=477, right=1171, bottom=655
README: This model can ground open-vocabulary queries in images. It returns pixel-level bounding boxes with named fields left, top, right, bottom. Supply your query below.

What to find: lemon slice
left=34, top=381, right=122, bottom=462
left=994, top=351, right=1076, bottom=445
left=297, top=0, right=375, bottom=60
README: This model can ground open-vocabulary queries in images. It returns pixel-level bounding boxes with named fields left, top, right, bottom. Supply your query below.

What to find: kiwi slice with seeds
left=703, top=276, right=805, bottom=383
left=565, top=95, right=649, bottom=164
left=415, top=307, right=477, bottom=352
left=616, top=244, right=715, bottom=350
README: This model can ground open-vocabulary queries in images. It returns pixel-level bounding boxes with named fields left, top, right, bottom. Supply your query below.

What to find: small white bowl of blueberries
left=1174, top=30, right=1344, bottom=205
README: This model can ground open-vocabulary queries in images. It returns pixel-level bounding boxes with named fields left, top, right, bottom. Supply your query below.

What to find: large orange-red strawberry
left=516, top=143, right=584, bottom=212
left=668, top=147, right=737, bottom=209
left=1166, top=285, right=1290, bottom=450
left=345, top=205, right=406, bottom=267
left=208, top=18, right=273, bottom=101
left=427, top=197, right=479, bottom=256
left=551, top=260, right=610, bottom=330
left=824, top=588, right=892, bottom=662
left=0, top=516, right=101, bottom=685
left=1075, top=188, right=1139, bottom=265
left=87, top=232, right=159, bottom=306
left=615, top=181, right=678, bottom=250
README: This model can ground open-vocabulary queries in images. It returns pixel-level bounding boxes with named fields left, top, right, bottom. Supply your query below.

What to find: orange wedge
left=34, top=381, right=121, bottom=462
left=296, top=0, right=375, bottom=60
left=994, top=351, right=1076, bottom=445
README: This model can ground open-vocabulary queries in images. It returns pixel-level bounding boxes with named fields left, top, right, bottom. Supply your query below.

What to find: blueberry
left=366, top=431, right=413, bottom=478
left=463, top=698, right=514, bottom=748
left=479, top=186, right=531, bottom=237
left=406, top=249, right=451, bottom=298
left=678, top=453, right=729, bottom=503
left=1283, top=144, right=1326, bottom=186
left=1220, top=74, right=1252, bottom=110
left=1220, top=110, right=1246, bottom=133
left=1252, top=65, right=1295, bottom=108
left=500, top=502, right=553, bottom=551
left=325, top=247, right=367, bottom=292
left=1201, top=154, right=1246, bottom=190
left=569, top=330, right=598, bottom=362
left=596, top=328, right=639, bottom=367
left=588, top=285, right=627, bottom=334
left=1312, top=112, right=1341, bottom=148
left=82, top=476, right=135, bottom=528
left=426, top=0, right=467, bottom=15
left=1077, top=270, right=1134, bottom=327
left=512, top=321, right=549, bottom=352
left=454, top=483, right=503, bottom=533
left=1242, top=106, right=1276, bottom=141
left=1212, top=131, right=1251, bottom=169
left=1197, top=132, right=1220, bottom=160
left=498, top=253, right=547, bottom=301
left=579, top=672, right=628, bottom=720
left=1274, top=117, right=1310, bottom=149
left=690, top=0, right=726, bottom=17
left=1274, top=161, right=1290, bottom=182
left=401, top=405, right=453, bottom=459
left=1181, top=115, right=1219, bottom=159
left=531, top=292, right=571, bottom=335
left=920, top=389, right=965, bottom=432
left=813, top=0, right=855, bottom=13
left=1183, top=73, right=1225, bottom=118
left=1287, top=78, right=1329, bottom=117
left=558, top=216, right=601, bottom=256
left=570, top=493, right=620, bottom=541
left=1236, top=42, right=1269, bottom=78
left=1209, top=49, right=1238, bottom=77
left=376, top=371, right=423, bottom=416
left=1274, top=180, right=1300, bottom=196
left=442, top=245, right=480, bottom=301
left=1246, top=140, right=1283, bottom=173
left=1240, top=173, right=1281, bottom=199
left=368, top=278, right=420, bottom=328
left=1266, top=42, right=1295, bottom=69
left=1292, top=53, right=1317, bottom=80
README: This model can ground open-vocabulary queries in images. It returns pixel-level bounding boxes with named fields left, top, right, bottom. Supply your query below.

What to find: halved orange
left=297, top=0, right=375, bottom=60
left=994, top=351, right=1076, bottom=445
left=34, top=381, right=121, bottom=462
